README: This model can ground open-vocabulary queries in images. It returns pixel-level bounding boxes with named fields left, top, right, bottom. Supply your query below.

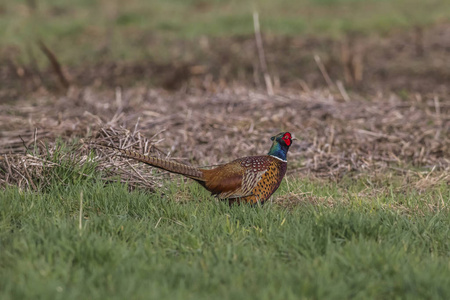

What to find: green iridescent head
left=268, top=132, right=292, bottom=161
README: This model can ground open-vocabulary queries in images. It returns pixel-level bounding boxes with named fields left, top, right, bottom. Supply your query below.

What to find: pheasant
left=102, top=132, right=293, bottom=204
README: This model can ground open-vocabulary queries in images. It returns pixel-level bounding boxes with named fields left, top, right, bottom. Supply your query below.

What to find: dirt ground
left=1, top=82, right=448, bottom=186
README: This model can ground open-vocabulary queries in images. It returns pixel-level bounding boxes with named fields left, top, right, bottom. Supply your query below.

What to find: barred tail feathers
left=118, top=149, right=205, bottom=181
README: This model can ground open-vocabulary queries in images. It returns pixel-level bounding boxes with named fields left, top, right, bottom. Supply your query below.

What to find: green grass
left=2, top=0, right=449, bottom=66
left=1, top=147, right=450, bottom=299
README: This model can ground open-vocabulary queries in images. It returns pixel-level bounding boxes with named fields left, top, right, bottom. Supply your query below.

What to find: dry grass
left=0, top=85, right=448, bottom=192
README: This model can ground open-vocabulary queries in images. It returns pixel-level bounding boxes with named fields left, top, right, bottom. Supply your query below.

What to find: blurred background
left=1, top=0, right=449, bottom=97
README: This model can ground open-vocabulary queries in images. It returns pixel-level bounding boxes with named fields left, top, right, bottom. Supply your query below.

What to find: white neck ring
left=270, top=155, right=287, bottom=162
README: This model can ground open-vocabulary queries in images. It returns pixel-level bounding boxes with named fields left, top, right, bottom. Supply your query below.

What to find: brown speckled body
left=103, top=132, right=292, bottom=205
left=201, top=156, right=287, bottom=204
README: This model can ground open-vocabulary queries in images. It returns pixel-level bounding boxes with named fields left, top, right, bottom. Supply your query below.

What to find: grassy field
left=1, top=153, right=449, bottom=299
left=2, top=0, right=449, bottom=65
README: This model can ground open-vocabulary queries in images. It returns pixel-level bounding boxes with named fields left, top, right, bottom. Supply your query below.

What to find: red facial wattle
left=283, top=133, right=292, bottom=146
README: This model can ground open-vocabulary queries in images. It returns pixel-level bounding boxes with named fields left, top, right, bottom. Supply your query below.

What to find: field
left=1, top=0, right=450, bottom=299
left=1, top=177, right=449, bottom=299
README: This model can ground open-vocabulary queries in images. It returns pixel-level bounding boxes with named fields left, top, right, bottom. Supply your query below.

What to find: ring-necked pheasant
left=101, top=132, right=293, bottom=204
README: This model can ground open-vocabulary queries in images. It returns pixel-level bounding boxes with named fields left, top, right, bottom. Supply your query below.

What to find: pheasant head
left=267, top=132, right=293, bottom=161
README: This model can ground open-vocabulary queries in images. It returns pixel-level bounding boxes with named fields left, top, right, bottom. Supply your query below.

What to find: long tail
left=95, top=144, right=205, bottom=181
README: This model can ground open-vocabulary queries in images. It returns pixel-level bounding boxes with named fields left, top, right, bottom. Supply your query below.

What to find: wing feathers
left=201, top=156, right=271, bottom=199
